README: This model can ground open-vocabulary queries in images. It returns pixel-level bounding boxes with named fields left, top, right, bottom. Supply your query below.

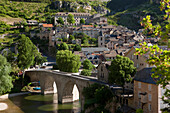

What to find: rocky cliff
left=52, top=0, right=109, bottom=14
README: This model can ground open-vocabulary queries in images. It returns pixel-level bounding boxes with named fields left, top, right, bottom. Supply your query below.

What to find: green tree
left=80, top=18, right=85, bottom=24
left=35, top=53, right=47, bottom=66
left=139, top=1, right=170, bottom=111
left=56, top=50, right=81, bottom=73
left=62, top=37, right=68, bottom=42
left=58, top=42, right=69, bottom=50
left=69, top=35, right=75, bottom=42
left=109, top=55, right=136, bottom=93
left=90, top=38, right=97, bottom=44
left=82, top=83, right=114, bottom=112
left=57, top=17, right=64, bottom=25
left=67, top=14, right=75, bottom=25
left=0, top=54, right=13, bottom=95
left=17, top=34, right=37, bottom=69
left=81, top=69, right=91, bottom=76
left=25, top=26, right=29, bottom=32
left=83, top=59, right=94, bottom=70
left=136, top=108, right=143, bottom=113
left=73, top=44, right=81, bottom=51
left=82, top=37, right=88, bottom=44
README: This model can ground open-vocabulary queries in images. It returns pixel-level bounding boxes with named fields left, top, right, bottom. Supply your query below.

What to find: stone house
left=40, top=24, right=54, bottom=40
left=54, top=12, right=91, bottom=26
left=96, top=25, right=115, bottom=32
left=86, top=54, right=104, bottom=65
left=73, top=26, right=99, bottom=38
left=105, top=38, right=119, bottom=50
left=97, top=61, right=111, bottom=83
left=125, top=46, right=149, bottom=71
left=132, top=68, right=169, bottom=113
left=103, top=50, right=118, bottom=60
left=86, top=14, right=107, bottom=26
left=53, top=30, right=69, bottom=39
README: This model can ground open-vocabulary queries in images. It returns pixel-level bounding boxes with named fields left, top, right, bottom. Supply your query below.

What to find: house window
left=101, top=66, right=103, bottom=72
left=138, top=101, right=141, bottom=108
left=148, top=103, right=151, bottom=111
left=140, top=63, right=144, bottom=66
left=137, top=63, right=139, bottom=68
left=136, top=55, right=138, bottom=59
left=138, top=91, right=141, bottom=98
left=138, top=82, right=141, bottom=88
left=148, top=84, right=152, bottom=91
left=132, top=55, right=134, bottom=59
left=148, top=94, right=152, bottom=101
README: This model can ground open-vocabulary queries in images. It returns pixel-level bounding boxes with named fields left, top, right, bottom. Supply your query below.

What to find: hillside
left=107, top=2, right=164, bottom=30
left=0, top=0, right=164, bottom=30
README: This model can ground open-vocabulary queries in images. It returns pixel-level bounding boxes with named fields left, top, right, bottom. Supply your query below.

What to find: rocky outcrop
left=94, top=5, right=110, bottom=14
left=53, top=1, right=109, bottom=14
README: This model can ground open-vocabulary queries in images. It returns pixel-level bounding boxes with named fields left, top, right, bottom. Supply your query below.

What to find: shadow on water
left=4, top=93, right=81, bottom=113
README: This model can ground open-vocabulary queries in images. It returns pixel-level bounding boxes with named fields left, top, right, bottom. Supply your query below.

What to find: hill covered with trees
left=0, top=0, right=163, bottom=30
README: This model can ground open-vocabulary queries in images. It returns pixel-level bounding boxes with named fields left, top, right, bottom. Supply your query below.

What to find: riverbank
left=0, top=92, right=30, bottom=100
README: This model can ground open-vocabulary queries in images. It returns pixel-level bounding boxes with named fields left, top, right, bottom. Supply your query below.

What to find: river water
left=0, top=93, right=81, bottom=113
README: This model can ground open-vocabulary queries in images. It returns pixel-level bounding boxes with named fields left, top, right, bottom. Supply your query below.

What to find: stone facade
left=54, top=12, right=91, bottom=26
left=97, top=62, right=111, bottom=83
left=86, top=14, right=107, bottom=25
left=125, top=46, right=149, bottom=71
left=134, top=80, right=159, bottom=113
left=98, top=35, right=105, bottom=47
left=133, top=68, right=169, bottom=113
left=73, top=27, right=99, bottom=38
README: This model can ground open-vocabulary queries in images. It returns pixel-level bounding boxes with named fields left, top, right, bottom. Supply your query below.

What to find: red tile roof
left=42, top=24, right=53, bottom=27
left=82, top=25, right=94, bottom=28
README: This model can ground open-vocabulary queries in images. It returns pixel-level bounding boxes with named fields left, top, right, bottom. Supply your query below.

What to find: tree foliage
left=57, top=17, right=64, bottom=25
left=109, top=55, right=136, bottom=87
left=67, top=14, right=75, bottom=25
left=0, top=54, right=13, bottom=95
left=17, top=34, right=38, bottom=69
left=138, top=0, right=170, bottom=111
left=83, top=59, right=94, bottom=70
left=81, top=69, right=91, bottom=76
left=56, top=50, right=81, bottom=72
left=73, top=44, right=81, bottom=51
left=58, top=42, right=69, bottom=50
left=80, top=18, right=85, bottom=24
left=35, top=53, right=47, bottom=65
left=82, top=83, right=114, bottom=112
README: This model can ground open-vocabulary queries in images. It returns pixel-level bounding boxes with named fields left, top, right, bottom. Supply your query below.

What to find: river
left=0, top=93, right=81, bottom=113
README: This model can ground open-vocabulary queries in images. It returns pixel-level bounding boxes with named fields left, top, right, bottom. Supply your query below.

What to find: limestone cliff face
left=94, top=5, right=110, bottom=14
left=52, top=0, right=109, bottom=14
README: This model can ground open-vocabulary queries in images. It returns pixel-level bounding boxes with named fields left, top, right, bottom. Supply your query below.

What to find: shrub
left=81, top=69, right=91, bottom=76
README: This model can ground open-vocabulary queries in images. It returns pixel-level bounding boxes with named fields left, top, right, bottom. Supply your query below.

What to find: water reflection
left=0, top=93, right=80, bottom=113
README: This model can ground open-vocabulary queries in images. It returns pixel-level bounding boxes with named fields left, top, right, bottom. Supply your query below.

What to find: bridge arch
left=61, top=80, right=80, bottom=103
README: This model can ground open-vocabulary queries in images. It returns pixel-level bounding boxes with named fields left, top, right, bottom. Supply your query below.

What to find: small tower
left=98, top=31, right=105, bottom=47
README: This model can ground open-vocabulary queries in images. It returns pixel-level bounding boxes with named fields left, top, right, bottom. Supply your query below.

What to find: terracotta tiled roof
left=82, top=25, right=94, bottom=28
left=42, top=24, right=53, bottom=28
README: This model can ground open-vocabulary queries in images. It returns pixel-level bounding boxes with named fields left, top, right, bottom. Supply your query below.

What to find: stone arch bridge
left=25, top=70, right=107, bottom=111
